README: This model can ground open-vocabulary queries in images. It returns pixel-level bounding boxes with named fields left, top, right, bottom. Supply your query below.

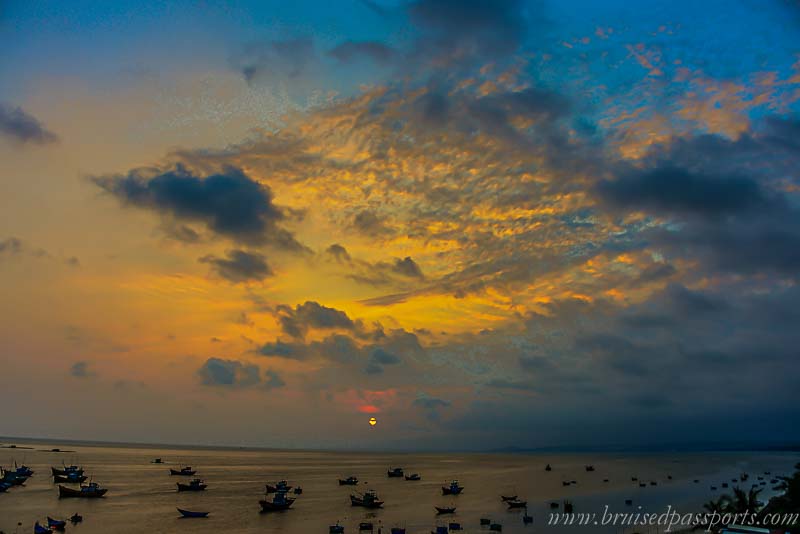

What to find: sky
left=1, top=0, right=800, bottom=451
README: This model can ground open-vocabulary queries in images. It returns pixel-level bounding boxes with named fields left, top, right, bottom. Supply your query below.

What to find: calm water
left=0, top=440, right=796, bottom=533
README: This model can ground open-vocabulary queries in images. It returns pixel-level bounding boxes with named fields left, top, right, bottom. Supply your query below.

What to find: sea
left=0, top=439, right=797, bottom=534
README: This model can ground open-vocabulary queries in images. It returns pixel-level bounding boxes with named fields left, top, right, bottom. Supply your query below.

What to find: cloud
left=70, top=361, right=92, bottom=378
left=0, top=237, right=23, bottom=255
left=325, top=243, right=351, bottom=263
left=263, top=369, right=286, bottom=390
left=596, top=166, right=771, bottom=218
left=93, top=165, right=306, bottom=250
left=351, top=210, right=392, bottom=237
left=199, top=249, right=273, bottom=283
left=391, top=257, right=424, bottom=279
left=197, top=357, right=261, bottom=388
left=236, top=37, right=317, bottom=85
left=329, top=41, right=397, bottom=64
left=276, top=301, right=356, bottom=339
left=0, top=103, right=59, bottom=145
left=413, top=392, right=451, bottom=421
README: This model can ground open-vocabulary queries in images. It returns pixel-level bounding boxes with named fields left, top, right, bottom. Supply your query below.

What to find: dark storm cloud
left=413, top=393, right=451, bottom=421
left=258, top=340, right=306, bottom=360
left=276, top=301, right=355, bottom=339
left=391, top=257, right=424, bottom=279
left=197, top=357, right=261, bottom=388
left=93, top=165, right=306, bottom=250
left=0, top=103, right=59, bottom=145
left=596, top=166, right=771, bottom=218
left=263, top=369, right=286, bottom=390
left=329, top=41, right=397, bottom=64
left=199, top=250, right=272, bottom=283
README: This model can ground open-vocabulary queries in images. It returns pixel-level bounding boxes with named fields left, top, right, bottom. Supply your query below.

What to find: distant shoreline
left=2, top=435, right=799, bottom=455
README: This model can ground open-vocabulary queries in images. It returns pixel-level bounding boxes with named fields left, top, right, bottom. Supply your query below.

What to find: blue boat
left=177, top=508, right=209, bottom=518
left=47, top=517, right=67, bottom=531
left=34, top=522, right=52, bottom=534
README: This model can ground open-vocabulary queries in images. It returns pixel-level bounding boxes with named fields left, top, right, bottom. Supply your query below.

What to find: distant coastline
left=2, top=434, right=799, bottom=455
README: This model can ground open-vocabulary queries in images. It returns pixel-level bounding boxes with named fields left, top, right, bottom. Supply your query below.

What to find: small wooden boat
left=54, top=473, right=87, bottom=484
left=405, top=473, right=421, bottom=481
left=58, top=482, right=107, bottom=498
left=329, top=522, right=344, bottom=533
left=507, top=500, right=527, bottom=509
left=259, top=490, right=295, bottom=512
left=603, top=478, right=609, bottom=482
left=639, top=483, right=646, bottom=487
left=490, top=524, right=503, bottom=531
left=338, top=476, right=358, bottom=485
left=387, top=467, right=404, bottom=478
left=480, top=518, right=491, bottom=525
left=441, top=480, right=463, bottom=495
left=500, top=495, right=517, bottom=502
left=351, top=490, right=384, bottom=508
left=435, top=506, right=456, bottom=514
left=169, top=466, right=196, bottom=476
left=293, top=486, right=303, bottom=494
left=722, top=482, right=729, bottom=488
left=70, top=513, right=83, bottom=523
left=51, top=466, right=83, bottom=477
left=432, top=527, right=448, bottom=534
left=391, top=528, right=406, bottom=534
left=585, top=465, right=595, bottom=472
left=47, top=517, right=67, bottom=531
left=449, top=522, right=462, bottom=531
left=550, top=501, right=559, bottom=509
left=545, top=464, right=552, bottom=471
left=631, top=476, right=638, bottom=481
left=177, top=508, right=209, bottom=518
left=562, top=481, right=571, bottom=487
left=34, top=522, right=52, bottom=534
left=7, top=463, right=34, bottom=477
left=650, top=481, right=657, bottom=486
left=152, top=458, right=163, bottom=464
left=522, top=513, right=533, bottom=524
left=625, top=499, right=633, bottom=505
left=177, top=478, right=207, bottom=492
left=265, top=480, right=292, bottom=493
left=359, top=522, right=374, bottom=531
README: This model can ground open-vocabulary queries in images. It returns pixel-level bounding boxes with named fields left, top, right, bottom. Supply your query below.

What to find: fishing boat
left=550, top=501, right=559, bottom=509
left=585, top=465, right=595, bottom=472
left=152, top=458, right=163, bottom=464
left=8, top=463, right=33, bottom=477
left=545, top=464, right=552, bottom=471
left=58, top=481, right=107, bottom=498
left=522, top=513, right=533, bottom=524
left=432, top=527, right=448, bottom=534
left=0, top=483, right=8, bottom=492
left=177, top=478, right=207, bottom=492
left=177, top=508, right=209, bottom=518
left=562, top=481, right=571, bottom=487
left=1, top=469, right=26, bottom=486
left=350, top=489, right=384, bottom=508
left=500, top=495, right=518, bottom=502
left=259, top=489, right=296, bottom=512
left=359, top=523, right=374, bottom=531
left=387, top=467, right=404, bottom=477
left=169, top=466, right=196, bottom=476
left=391, top=528, right=407, bottom=534
left=69, top=514, right=83, bottom=524
left=449, top=523, right=462, bottom=531
left=435, top=506, right=456, bottom=514
left=34, top=522, right=52, bottom=534
left=480, top=518, right=491, bottom=525
left=293, top=486, right=303, bottom=494
left=338, top=476, right=358, bottom=485
left=46, top=517, right=67, bottom=531
left=329, top=522, right=344, bottom=533
left=441, top=480, right=463, bottom=495
left=490, top=523, right=503, bottom=531
left=53, top=473, right=87, bottom=484
left=51, top=465, right=83, bottom=477
left=507, top=500, right=527, bottom=508
left=405, top=473, right=421, bottom=481
left=266, top=480, right=292, bottom=493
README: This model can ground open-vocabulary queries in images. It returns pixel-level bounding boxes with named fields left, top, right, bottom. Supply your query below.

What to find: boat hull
left=58, top=485, right=107, bottom=498
left=170, top=469, right=196, bottom=476
left=259, top=499, right=295, bottom=512
left=350, top=496, right=384, bottom=508
left=177, top=508, right=209, bottom=518
left=53, top=474, right=87, bottom=484
left=51, top=467, right=83, bottom=477
left=177, top=483, right=207, bottom=492
left=442, top=487, right=463, bottom=495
